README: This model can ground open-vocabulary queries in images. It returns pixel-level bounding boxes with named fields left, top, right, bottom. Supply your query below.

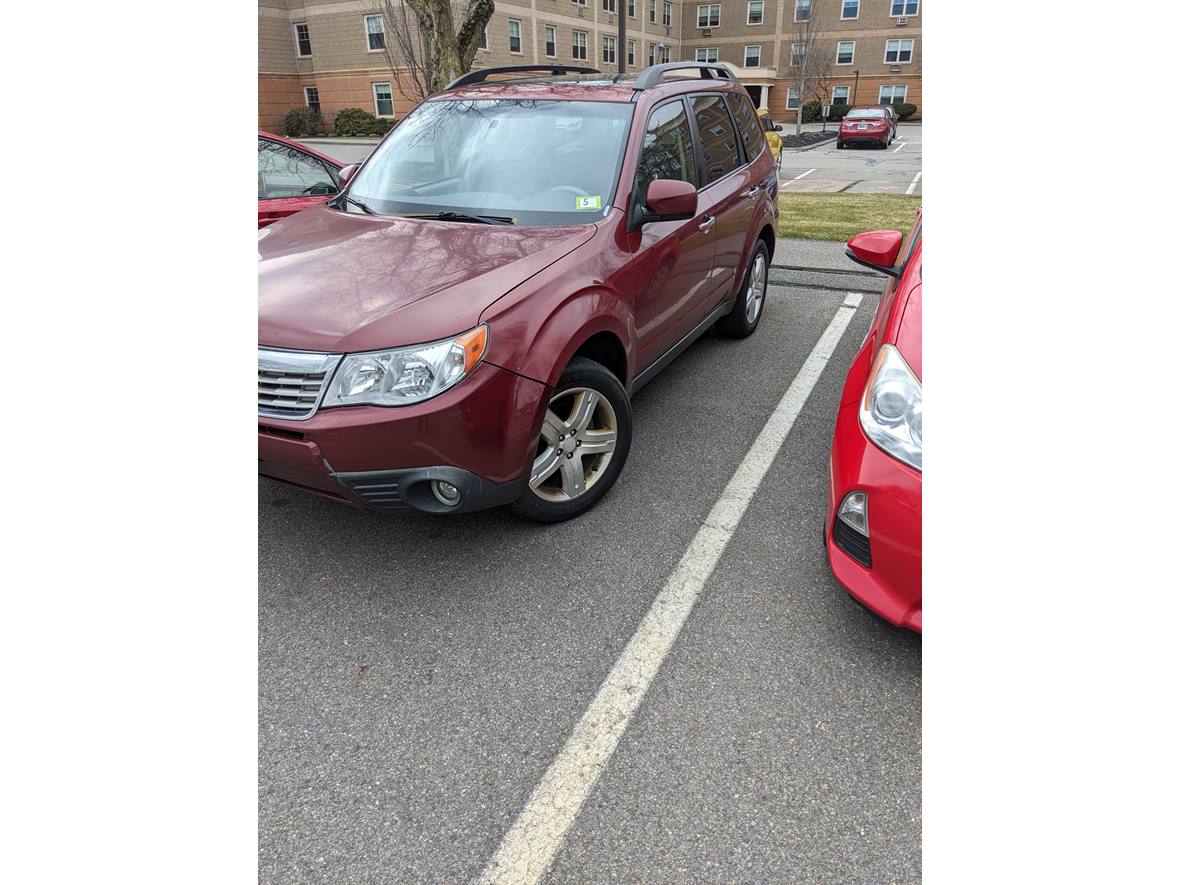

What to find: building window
left=303, top=86, right=320, bottom=114
left=836, top=41, right=854, bottom=65
left=891, top=0, right=919, bottom=15
left=648, top=43, right=656, bottom=65
left=572, top=0, right=587, bottom=5
left=293, top=23, right=312, bottom=57
left=879, top=84, right=908, bottom=104
left=663, top=1, right=672, bottom=25
left=747, top=1, right=764, bottom=24
left=603, top=0, right=616, bottom=12
left=508, top=19, right=522, bottom=54
left=832, top=85, right=849, bottom=106
left=573, top=30, right=588, bottom=60
left=695, top=47, right=719, bottom=62
left=478, top=27, right=487, bottom=50
left=790, top=43, right=805, bottom=66
left=786, top=87, right=800, bottom=109
left=842, top=0, right=859, bottom=19
left=697, top=4, right=720, bottom=27
left=794, top=0, right=810, bottom=22
left=649, top=0, right=657, bottom=22
left=628, top=0, right=636, bottom=16
left=885, top=38, right=914, bottom=63
left=627, top=39, right=636, bottom=66
left=603, top=35, right=616, bottom=64
left=744, top=45, right=761, bottom=67
left=545, top=25, right=557, bottom=57
left=372, top=82, right=394, bottom=118
left=364, top=15, right=385, bottom=52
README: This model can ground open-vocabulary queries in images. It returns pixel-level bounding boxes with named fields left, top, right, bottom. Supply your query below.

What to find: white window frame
left=293, top=22, right=312, bottom=57
left=789, top=42, right=805, bottom=66
left=884, top=38, right=914, bottom=64
left=544, top=25, right=557, bottom=58
left=627, top=38, right=636, bottom=66
left=649, top=0, right=657, bottom=23
left=697, top=4, right=720, bottom=28
left=477, top=26, right=488, bottom=51
left=695, top=47, right=719, bottom=62
left=841, top=0, right=860, bottom=20
left=363, top=14, right=385, bottom=53
left=508, top=18, right=523, bottom=55
left=891, top=0, right=919, bottom=16
left=794, top=0, right=810, bottom=23
left=602, top=0, right=616, bottom=13
left=303, top=85, right=320, bottom=111
left=786, top=87, right=800, bottom=110
left=372, top=82, right=395, bottom=118
left=572, top=30, right=588, bottom=60
left=602, top=35, right=617, bottom=64
left=878, top=84, right=908, bottom=104
left=743, top=44, right=761, bottom=67
left=747, top=0, right=764, bottom=25
left=663, top=1, right=672, bottom=26
left=628, top=0, right=636, bottom=17
left=831, top=85, right=850, bottom=105
left=572, top=0, right=587, bottom=5
left=836, top=41, right=855, bottom=65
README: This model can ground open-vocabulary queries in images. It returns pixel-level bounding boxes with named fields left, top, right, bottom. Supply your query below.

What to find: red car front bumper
left=825, top=345, right=922, bottom=632
left=258, top=361, right=549, bottom=513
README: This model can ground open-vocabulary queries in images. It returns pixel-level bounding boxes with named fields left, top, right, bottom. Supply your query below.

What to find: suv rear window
left=725, top=93, right=765, bottom=163
left=690, top=95, right=741, bottom=185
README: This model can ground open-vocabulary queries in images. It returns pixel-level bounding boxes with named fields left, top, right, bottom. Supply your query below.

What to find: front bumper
left=825, top=345, right=922, bottom=632
left=258, top=360, right=548, bottom=514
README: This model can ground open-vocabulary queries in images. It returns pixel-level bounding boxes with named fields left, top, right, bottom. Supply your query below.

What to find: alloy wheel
left=745, top=251, right=768, bottom=323
left=529, top=387, right=618, bottom=501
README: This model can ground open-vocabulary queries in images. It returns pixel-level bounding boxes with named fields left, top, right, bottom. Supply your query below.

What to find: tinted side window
left=635, top=100, right=698, bottom=204
left=725, top=92, right=765, bottom=163
left=690, top=95, right=741, bottom=185
left=258, top=139, right=338, bottom=200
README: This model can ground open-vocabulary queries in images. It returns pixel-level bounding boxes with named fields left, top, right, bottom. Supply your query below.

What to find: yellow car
left=757, top=108, right=783, bottom=166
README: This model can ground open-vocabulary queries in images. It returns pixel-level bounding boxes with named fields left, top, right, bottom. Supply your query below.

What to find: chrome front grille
left=258, top=348, right=343, bottom=420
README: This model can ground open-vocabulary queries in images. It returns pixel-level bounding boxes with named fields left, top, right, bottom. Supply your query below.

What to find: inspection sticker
left=575, top=195, right=603, bottom=210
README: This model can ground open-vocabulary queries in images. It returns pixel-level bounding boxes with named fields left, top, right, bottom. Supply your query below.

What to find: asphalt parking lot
left=778, top=123, right=923, bottom=196
left=259, top=263, right=922, bottom=883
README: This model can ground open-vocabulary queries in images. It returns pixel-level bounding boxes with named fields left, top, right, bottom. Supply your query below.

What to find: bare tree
left=786, top=0, right=835, bottom=135
left=369, top=0, right=496, bottom=101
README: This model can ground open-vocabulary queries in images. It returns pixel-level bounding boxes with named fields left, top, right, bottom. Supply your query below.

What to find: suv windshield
left=847, top=108, right=886, bottom=119
left=346, top=99, right=634, bottom=226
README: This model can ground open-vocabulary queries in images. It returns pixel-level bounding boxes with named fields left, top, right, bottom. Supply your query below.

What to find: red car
left=836, top=107, right=895, bottom=150
left=258, top=63, right=779, bottom=522
left=258, top=131, right=342, bottom=228
left=825, top=211, right=922, bottom=631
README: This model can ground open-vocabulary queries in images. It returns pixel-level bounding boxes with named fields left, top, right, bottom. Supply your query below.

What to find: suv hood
left=259, top=204, right=595, bottom=352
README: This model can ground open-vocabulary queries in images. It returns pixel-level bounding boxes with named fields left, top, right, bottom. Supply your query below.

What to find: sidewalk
left=771, top=238, right=853, bottom=270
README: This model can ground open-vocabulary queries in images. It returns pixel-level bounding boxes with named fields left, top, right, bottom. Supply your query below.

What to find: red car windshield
left=346, top=99, right=635, bottom=227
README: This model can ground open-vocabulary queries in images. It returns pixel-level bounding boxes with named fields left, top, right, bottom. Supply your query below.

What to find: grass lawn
left=776, top=193, right=922, bottom=241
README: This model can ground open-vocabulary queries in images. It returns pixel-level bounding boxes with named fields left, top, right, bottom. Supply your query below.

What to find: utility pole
left=853, top=69, right=859, bottom=105
left=618, top=4, right=626, bottom=75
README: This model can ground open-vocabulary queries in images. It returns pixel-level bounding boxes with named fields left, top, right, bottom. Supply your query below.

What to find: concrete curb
left=771, top=263, right=877, bottom=276
left=781, top=133, right=839, bottom=153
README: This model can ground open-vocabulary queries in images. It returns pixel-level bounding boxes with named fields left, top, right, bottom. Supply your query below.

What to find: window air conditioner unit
left=703, top=28, right=712, bottom=36
left=896, top=16, right=908, bottom=25
left=577, top=6, right=585, bottom=15
left=890, top=64, right=901, bottom=72
left=665, top=26, right=671, bottom=35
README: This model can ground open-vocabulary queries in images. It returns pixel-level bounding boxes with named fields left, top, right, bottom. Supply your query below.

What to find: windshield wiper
left=334, top=194, right=376, bottom=215
left=401, top=210, right=515, bottom=226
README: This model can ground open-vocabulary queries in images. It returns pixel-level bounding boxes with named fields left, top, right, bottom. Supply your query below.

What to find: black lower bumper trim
left=332, top=466, right=529, bottom=515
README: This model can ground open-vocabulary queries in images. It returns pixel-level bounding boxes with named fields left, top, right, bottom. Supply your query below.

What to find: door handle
left=698, top=216, right=716, bottom=232
left=742, top=186, right=761, bottom=199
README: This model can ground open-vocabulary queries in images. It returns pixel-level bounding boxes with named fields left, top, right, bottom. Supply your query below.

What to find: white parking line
left=791, top=168, right=816, bottom=180
left=906, top=170, right=922, bottom=194
left=474, top=293, right=865, bottom=885
left=892, top=142, right=906, bottom=153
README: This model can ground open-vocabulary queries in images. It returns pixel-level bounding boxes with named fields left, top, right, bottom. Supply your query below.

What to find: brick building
left=258, top=0, right=920, bottom=132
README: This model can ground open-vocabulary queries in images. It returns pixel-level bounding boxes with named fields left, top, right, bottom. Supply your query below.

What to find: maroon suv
left=259, top=63, right=779, bottom=521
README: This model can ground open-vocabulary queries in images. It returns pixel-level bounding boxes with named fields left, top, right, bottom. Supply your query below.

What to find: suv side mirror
left=338, top=164, right=359, bottom=187
left=845, top=230, right=904, bottom=277
left=633, top=179, right=697, bottom=228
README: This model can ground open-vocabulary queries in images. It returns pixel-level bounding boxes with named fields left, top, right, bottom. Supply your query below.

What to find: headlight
left=321, top=325, right=488, bottom=408
left=859, top=344, right=922, bottom=471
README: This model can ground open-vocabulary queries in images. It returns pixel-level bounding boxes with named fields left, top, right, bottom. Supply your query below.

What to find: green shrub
left=827, top=103, right=853, bottom=121
left=282, top=106, right=322, bottom=138
left=801, top=100, right=821, bottom=124
left=332, top=107, right=395, bottom=136
left=892, top=102, right=917, bottom=120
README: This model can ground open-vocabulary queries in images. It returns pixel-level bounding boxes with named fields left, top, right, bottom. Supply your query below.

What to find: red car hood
left=258, top=204, right=595, bottom=352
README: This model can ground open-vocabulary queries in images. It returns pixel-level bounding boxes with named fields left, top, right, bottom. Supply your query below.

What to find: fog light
left=431, top=480, right=461, bottom=506
left=837, top=491, right=868, bottom=536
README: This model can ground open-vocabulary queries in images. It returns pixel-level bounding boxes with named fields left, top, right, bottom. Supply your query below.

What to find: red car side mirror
left=338, top=164, right=359, bottom=187
left=637, top=179, right=698, bottom=227
left=845, top=230, right=904, bottom=277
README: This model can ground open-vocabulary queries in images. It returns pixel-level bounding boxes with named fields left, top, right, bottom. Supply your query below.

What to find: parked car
left=757, top=108, right=783, bottom=166
left=836, top=107, right=894, bottom=150
left=258, top=132, right=342, bottom=228
left=825, top=211, right=922, bottom=632
left=258, top=63, right=779, bottom=522
left=869, top=104, right=900, bottom=139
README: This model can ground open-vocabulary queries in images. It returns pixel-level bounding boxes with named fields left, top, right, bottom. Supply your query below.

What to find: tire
left=837, top=140, right=845, bottom=150
left=510, top=357, right=632, bottom=523
left=716, top=240, right=770, bottom=339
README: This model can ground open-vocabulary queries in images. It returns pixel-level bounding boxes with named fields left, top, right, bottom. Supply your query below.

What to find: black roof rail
left=632, top=62, right=736, bottom=90
left=445, top=65, right=603, bottom=90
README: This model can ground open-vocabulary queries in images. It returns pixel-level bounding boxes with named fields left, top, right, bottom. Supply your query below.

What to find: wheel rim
left=529, top=387, right=618, bottom=502
left=745, top=252, right=768, bottom=323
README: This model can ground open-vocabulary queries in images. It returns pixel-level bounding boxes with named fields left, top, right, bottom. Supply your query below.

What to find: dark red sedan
left=826, top=211, right=922, bottom=631
left=837, top=107, right=894, bottom=150
left=257, top=132, right=342, bottom=228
